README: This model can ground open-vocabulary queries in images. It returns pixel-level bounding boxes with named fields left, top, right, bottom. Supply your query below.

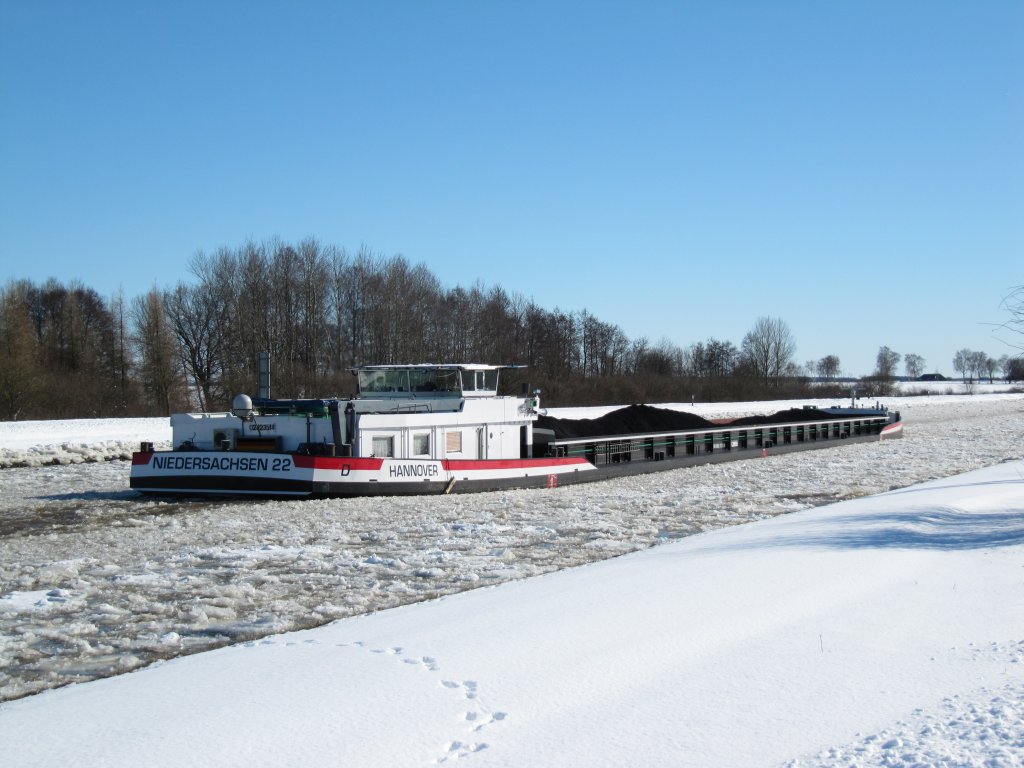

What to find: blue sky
left=1, top=1, right=1021, bottom=377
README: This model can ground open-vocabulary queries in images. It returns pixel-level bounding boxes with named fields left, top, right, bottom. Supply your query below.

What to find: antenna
left=258, top=352, right=271, bottom=399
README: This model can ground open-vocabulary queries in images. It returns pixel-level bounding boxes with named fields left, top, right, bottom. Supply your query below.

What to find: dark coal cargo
left=536, top=405, right=712, bottom=439
left=536, top=405, right=845, bottom=439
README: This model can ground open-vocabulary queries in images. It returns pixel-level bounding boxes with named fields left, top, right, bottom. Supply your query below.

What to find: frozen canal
left=1, top=394, right=1021, bottom=701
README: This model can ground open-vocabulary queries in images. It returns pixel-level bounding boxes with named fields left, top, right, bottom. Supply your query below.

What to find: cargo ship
left=130, top=363, right=903, bottom=497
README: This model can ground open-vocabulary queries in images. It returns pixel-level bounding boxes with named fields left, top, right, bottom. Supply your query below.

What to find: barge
left=130, top=364, right=903, bottom=497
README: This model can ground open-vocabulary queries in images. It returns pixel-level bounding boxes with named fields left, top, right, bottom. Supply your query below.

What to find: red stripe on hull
left=443, top=457, right=590, bottom=471
left=879, top=421, right=904, bottom=440
left=291, top=455, right=384, bottom=470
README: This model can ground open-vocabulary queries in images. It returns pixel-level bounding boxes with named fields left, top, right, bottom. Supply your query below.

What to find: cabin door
left=461, top=427, right=483, bottom=459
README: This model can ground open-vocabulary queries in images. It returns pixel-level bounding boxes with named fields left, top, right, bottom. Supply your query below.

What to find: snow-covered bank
left=0, top=417, right=168, bottom=468
left=0, top=395, right=1022, bottom=704
left=2, top=460, right=1023, bottom=767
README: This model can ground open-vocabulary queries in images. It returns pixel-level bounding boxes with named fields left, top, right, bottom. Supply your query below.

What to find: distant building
left=918, top=373, right=947, bottom=382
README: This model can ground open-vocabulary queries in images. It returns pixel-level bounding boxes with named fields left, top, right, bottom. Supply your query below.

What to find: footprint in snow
left=342, top=641, right=506, bottom=762
left=441, top=680, right=478, bottom=699
left=437, top=740, right=488, bottom=763
left=466, top=710, right=507, bottom=732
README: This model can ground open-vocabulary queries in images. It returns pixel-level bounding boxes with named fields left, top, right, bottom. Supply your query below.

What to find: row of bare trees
left=952, top=348, right=1022, bottom=383
left=4, top=239, right=1016, bottom=420
left=148, top=241, right=813, bottom=408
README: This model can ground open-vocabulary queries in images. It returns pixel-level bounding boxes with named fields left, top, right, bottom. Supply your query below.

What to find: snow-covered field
left=1, top=390, right=1023, bottom=766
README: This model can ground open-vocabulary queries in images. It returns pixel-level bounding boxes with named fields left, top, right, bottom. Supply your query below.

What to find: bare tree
left=903, top=353, right=925, bottom=379
left=966, top=350, right=991, bottom=382
left=164, top=282, right=229, bottom=410
left=131, top=288, right=185, bottom=415
left=1005, top=357, right=1024, bottom=382
left=874, top=346, right=901, bottom=379
left=325, top=246, right=353, bottom=377
left=230, top=241, right=273, bottom=392
left=741, top=317, right=796, bottom=388
left=815, top=354, right=841, bottom=380
left=953, top=348, right=972, bottom=381
left=983, top=355, right=999, bottom=383
left=108, top=286, right=136, bottom=413
left=687, top=338, right=739, bottom=379
left=635, top=337, right=682, bottom=377
left=969, top=350, right=990, bottom=382
left=629, top=336, right=650, bottom=375
left=579, top=311, right=630, bottom=377
left=287, top=238, right=334, bottom=394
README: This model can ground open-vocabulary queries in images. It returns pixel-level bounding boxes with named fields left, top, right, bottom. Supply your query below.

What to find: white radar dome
left=231, top=394, right=254, bottom=418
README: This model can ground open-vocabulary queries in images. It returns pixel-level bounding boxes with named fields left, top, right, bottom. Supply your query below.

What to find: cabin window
left=446, top=431, right=463, bottom=453
left=372, top=435, right=394, bottom=457
left=413, top=433, right=430, bottom=456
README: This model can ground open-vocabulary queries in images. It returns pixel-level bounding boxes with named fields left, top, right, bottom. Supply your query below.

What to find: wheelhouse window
left=408, top=367, right=460, bottom=393
left=357, top=367, right=461, bottom=396
left=354, top=365, right=499, bottom=397
left=360, top=370, right=409, bottom=393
